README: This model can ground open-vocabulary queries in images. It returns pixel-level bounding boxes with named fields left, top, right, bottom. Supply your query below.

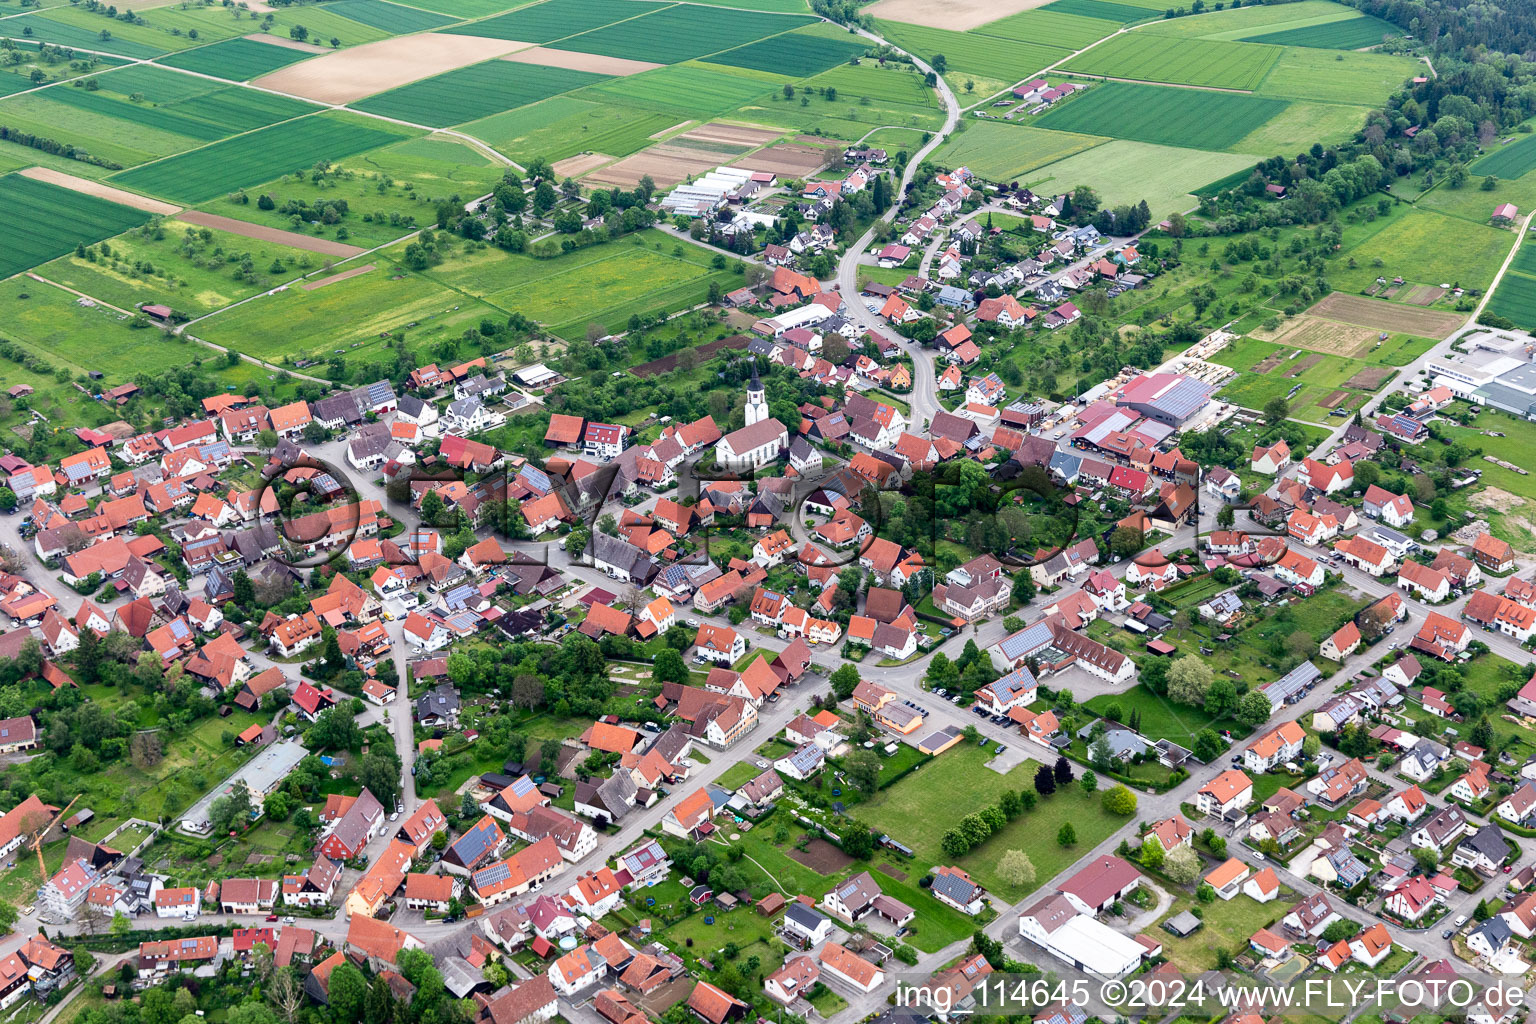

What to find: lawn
left=1154, top=892, right=1293, bottom=971
left=706, top=24, right=868, bottom=77
left=1084, top=684, right=1246, bottom=747
left=547, top=5, right=815, bottom=64
left=353, top=60, right=611, bottom=127
left=1243, top=13, right=1401, bottom=48
left=1060, top=33, right=1282, bottom=90
left=463, top=95, right=685, bottom=164
left=452, top=0, right=668, bottom=42
left=715, top=761, right=766, bottom=791
left=1329, top=207, right=1513, bottom=294
left=1021, top=138, right=1255, bottom=219
left=1473, top=133, right=1536, bottom=180
left=856, top=744, right=1128, bottom=902
left=112, top=113, right=416, bottom=202
left=873, top=19, right=1071, bottom=81
left=1254, top=46, right=1421, bottom=105
left=1033, top=82, right=1288, bottom=150
left=0, top=172, right=152, bottom=280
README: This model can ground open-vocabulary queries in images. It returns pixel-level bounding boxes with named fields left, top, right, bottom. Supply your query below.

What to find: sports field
left=454, top=0, right=667, bottom=40
left=1033, top=81, right=1287, bottom=150
left=1027, top=138, right=1253, bottom=218
left=874, top=19, right=1070, bottom=81
left=154, top=38, right=316, bottom=80
left=1243, top=13, right=1400, bottom=48
left=1488, top=270, right=1536, bottom=330
left=548, top=6, right=815, bottom=64
left=112, top=114, right=411, bottom=202
left=321, top=0, right=461, bottom=33
left=1474, top=134, right=1536, bottom=180
left=707, top=28, right=868, bottom=77
left=0, top=173, right=152, bottom=280
left=1061, top=33, right=1282, bottom=90
left=935, top=121, right=1105, bottom=181
left=464, top=96, right=685, bottom=163
left=1254, top=46, right=1420, bottom=104
left=354, top=60, right=610, bottom=126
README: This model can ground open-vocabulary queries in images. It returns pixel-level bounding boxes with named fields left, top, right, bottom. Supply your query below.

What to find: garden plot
left=253, top=33, right=531, bottom=104
left=585, top=141, right=740, bottom=187
left=551, top=152, right=615, bottom=177
left=732, top=141, right=832, bottom=176
left=680, top=123, right=782, bottom=147
left=1250, top=314, right=1383, bottom=356
left=1306, top=292, right=1464, bottom=339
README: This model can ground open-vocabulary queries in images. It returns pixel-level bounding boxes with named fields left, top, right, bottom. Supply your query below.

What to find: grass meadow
left=1243, top=12, right=1400, bottom=48
left=874, top=19, right=1071, bottom=81
left=463, top=96, right=685, bottom=163
left=978, top=7, right=1120, bottom=48
left=547, top=5, right=815, bottom=64
left=1253, top=46, right=1421, bottom=104
left=1473, top=133, right=1536, bottom=179
left=581, top=62, right=781, bottom=119
left=1024, top=138, right=1255, bottom=218
left=1140, top=0, right=1373, bottom=38
left=1329, top=207, right=1512, bottom=293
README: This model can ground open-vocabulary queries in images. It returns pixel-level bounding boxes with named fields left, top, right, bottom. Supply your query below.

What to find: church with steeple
left=714, top=359, right=787, bottom=472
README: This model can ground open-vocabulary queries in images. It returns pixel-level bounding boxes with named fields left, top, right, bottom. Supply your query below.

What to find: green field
left=1473, top=134, right=1536, bottom=180
left=1254, top=46, right=1420, bottom=104
left=1488, top=271, right=1536, bottom=329
left=548, top=5, right=813, bottom=64
left=1034, top=81, right=1287, bottom=150
left=112, top=113, right=413, bottom=202
left=0, top=172, right=152, bottom=279
left=1061, top=33, right=1282, bottom=90
left=154, top=37, right=317, bottom=80
left=706, top=27, right=868, bottom=76
left=731, top=60, right=945, bottom=136
left=1329, top=207, right=1512, bottom=293
left=1039, top=0, right=1157, bottom=21
left=1023, top=137, right=1254, bottom=218
left=93, top=63, right=225, bottom=101
left=935, top=120, right=1106, bottom=180
left=875, top=19, right=1070, bottom=81
left=453, top=0, right=668, bottom=41
left=42, top=80, right=316, bottom=141
left=0, top=91, right=207, bottom=167
left=976, top=8, right=1120, bottom=47
left=0, top=279, right=214, bottom=379
left=583, top=62, right=776, bottom=118
left=386, top=0, right=524, bottom=17
left=1243, top=13, right=1400, bottom=48
left=321, top=0, right=461, bottom=33
left=1141, top=0, right=1371, bottom=38
left=354, top=60, right=609, bottom=126
left=463, top=95, right=684, bottom=162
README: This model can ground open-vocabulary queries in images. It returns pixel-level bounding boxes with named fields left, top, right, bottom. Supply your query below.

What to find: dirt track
left=18, top=167, right=181, bottom=215
left=302, top=264, right=376, bottom=290
left=245, top=32, right=331, bottom=53
left=178, top=211, right=367, bottom=257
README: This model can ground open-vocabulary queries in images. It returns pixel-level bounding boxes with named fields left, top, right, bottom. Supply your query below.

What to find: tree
left=1193, top=728, right=1224, bottom=762
left=1168, top=656, right=1213, bottom=706
left=1215, top=502, right=1234, bottom=529
left=209, top=784, right=253, bottom=834
left=1206, top=677, right=1237, bottom=717
left=1412, top=846, right=1440, bottom=872
left=845, top=748, right=881, bottom=794
left=1102, top=784, right=1137, bottom=815
left=1058, top=822, right=1076, bottom=846
left=1141, top=838, right=1165, bottom=869
left=1263, top=396, right=1290, bottom=426
left=1034, top=764, right=1056, bottom=796
left=1080, top=770, right=1097, bottom=796
left=997, top=849, right=1035, bottom=888
left=829, top=664, right=861, bottom=701
left=1302, top=733, right=1322, bottom=758
left=1111, top=527, right=1143, bottom=559
left=1236, top=690, right=1272, bottom=727
left=840, top=819, right=875, bottom=859
left=1164, top=843, right=1201, bottom=884
left=1474, top=898, right=1492, bottom=921
left=328, top=962, right=368, bottom=1023
left=0, top=488, right=16, bottom=513
left=654, top=649, right=687, bottom=685
left=1053, top=756, right=1072, bottom=785
left=1471, top=715, right=1495, bottom=752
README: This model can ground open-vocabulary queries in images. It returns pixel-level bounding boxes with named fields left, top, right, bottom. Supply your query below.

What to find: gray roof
left=930, top=869, right=982, bottom=905
left=785, top=903, right=828, bottom=932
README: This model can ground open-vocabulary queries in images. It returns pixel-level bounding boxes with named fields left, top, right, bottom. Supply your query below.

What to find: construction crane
left=31, top=795, right=80, bottom=883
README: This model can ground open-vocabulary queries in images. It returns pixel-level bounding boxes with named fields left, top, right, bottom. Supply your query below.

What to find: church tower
left=744, top=359, right=767, bottom=427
